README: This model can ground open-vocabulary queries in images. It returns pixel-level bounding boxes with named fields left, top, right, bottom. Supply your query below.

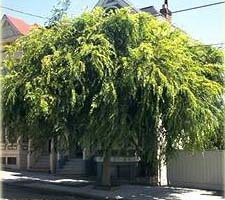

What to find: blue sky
left=2, top=0, right=224, bottom=45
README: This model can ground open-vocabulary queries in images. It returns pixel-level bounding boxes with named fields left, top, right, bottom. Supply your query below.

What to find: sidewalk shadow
left=2, top=169, right=92, bottom=187
left=120, top=186, right=192, bottom=200
left=200, top=190, right=224, bottom=198
left=2, top=183, right=80, bottom=200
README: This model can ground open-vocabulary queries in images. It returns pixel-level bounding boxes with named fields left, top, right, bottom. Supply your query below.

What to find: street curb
left=4, top=182, right=128, bottom=200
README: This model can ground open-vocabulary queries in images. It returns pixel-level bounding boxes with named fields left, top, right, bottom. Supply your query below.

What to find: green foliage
left=2, top=8, right=225, bottom=175
left=205, top=105, right=225, bottom=150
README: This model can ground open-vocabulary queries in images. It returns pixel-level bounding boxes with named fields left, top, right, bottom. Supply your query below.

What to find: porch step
left=28, top=168, right=50, bottom=172
left=30, top=155, right=50, bottom=172
left=58, top=159, right=86, bottom=175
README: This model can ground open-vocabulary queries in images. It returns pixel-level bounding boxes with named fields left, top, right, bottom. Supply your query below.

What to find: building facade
left=1, top=14, right=35, bottom=170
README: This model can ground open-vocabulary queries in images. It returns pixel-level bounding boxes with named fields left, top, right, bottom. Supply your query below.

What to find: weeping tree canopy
left=2, top=8, right=225, bottom=170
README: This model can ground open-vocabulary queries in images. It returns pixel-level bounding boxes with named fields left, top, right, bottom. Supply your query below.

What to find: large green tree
left=2, top=8, right=224, bottom=186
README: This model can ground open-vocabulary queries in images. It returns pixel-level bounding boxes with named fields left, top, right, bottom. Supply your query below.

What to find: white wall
left=167, top=150, right=225, bottom=191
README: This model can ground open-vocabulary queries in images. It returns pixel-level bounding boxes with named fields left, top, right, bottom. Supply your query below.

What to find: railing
left=1, top=143, right=17, bottom=151
left=1, top=142, right=29, bottom=152
left=7, top=144, right=17, bottom=150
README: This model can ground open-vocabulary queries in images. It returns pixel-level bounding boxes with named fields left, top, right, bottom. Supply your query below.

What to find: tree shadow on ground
left=2, top=170, right=223, bottom=200
left=2, top=169, right=92, bottom=187
left=118, top=186, right=192, bottom=200
left=200, top=190, right=224, bottom=198
left=2, top=183, right=85, bottom=200
left=111, top=185, right=224, bottom=200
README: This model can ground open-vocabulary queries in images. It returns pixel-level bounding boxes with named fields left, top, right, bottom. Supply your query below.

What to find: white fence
left=167, top=150, right=225, bottom=191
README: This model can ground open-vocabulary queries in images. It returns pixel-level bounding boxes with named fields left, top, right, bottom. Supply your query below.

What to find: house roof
left=95, top=0, right=163, bottom=17
left=4, top=14, right=33, bottom=35
left=140, top=6, right=161, bottom=16
left=95, top=0, right=139, bottom=12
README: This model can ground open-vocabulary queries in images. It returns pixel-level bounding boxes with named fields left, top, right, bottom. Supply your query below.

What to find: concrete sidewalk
left=1, top=170, right=224, bottom=200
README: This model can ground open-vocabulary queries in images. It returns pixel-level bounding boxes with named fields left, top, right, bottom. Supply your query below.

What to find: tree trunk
left=101, top=151, right=111, bottom=187
left=50, top=138, right=56, bottom=174
left=139, top=148, right=159, bottom=185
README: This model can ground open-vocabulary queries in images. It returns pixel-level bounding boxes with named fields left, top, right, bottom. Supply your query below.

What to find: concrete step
left=64, top=159, right=84, bottom=162
left=58, top=167, right=85, bottom=172
left=34, top=161, right=49, bottom=165
left=59, top=170, right=85, bottom=174
left=64, top=159, right=84, bottom=163
left=65, top=160, right=84, bottom=163
left=32, top=155, right=50, bottom=169
left=29, top=170, right=49, bottom=173
left=60, top=167, right=85, bottom=171
left=30, top=165, right=50, bottom=169
left=62, top=165, right=84, bottom=169
left=32, top=163, right=50, bottom=168
left=59, top=159, right=86, bottom=175
left=37, top=156, right=49, bottom=159
left=58, top=170, right=85, bottom=175
left=39, top=155, right=49, bottom=157
left=34, top=163, right=49, bottom=166
left=34, top=159, right=49, bottom=162
left=38, top=157, right=49, bottom=159
left=63, top=164, right=84, bottom=168
left=28, top=168, right=50, bottom=172
left=63, top=163, right=85, bottom=167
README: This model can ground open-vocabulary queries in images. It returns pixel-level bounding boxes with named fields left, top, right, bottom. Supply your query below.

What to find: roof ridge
left=4, top=14, right=32, bottom=35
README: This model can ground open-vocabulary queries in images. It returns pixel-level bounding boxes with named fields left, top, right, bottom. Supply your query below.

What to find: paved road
left=2, top=183, right=92, bottom=200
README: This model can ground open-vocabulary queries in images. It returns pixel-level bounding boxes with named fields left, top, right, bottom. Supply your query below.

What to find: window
left=7, top=157, right=16, bottom=165
left=8, top=144, right=17, bottom=150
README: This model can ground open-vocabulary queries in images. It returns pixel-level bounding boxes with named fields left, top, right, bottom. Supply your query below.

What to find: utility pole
left=160, top=0, right=172, bottom=22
